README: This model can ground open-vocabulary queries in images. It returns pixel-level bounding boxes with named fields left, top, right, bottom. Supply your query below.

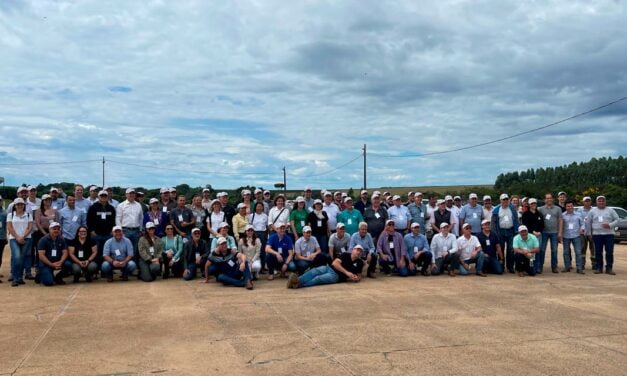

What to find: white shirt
left=456, top=235, right=481, bottom=260
left=430, top=233, right=458, bottom=260
left=322, top=202, right=340, bottom=230
left=449, top=206, right=461, bottom=236
left=249, top=212, right=268, bottom=232
left=387, top=205, right=411, bottom=230
left=115, top=200, right=143, bottom=228
left=207, top=211, right=226, bottom=237
left=426, top=204, right=437, bottom=227
left=7, top=211, right=33, bottom=239
left=268, top=206, right=290, bottom=228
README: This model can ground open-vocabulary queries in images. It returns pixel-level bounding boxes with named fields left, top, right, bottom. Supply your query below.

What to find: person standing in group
left=161, top=224, right=184, bottom=279
left=537, top=193, right=563, bottom=274
left=143, top=198, right=167, bottom=237
left=557, top=191, right=567, bottom=212
left=263, top=190, right=274, bottom=211
left=482, top=196, right=494, bottom=221
left=232, top=203, right=249, bottom=242
left=407, top=192, right=428, bottom=236
left=201, top=188, right=213, bottom=210
left=104, top=186, right=120, bottom=208
left=206, top=199, right=226, bottom=239
left=0, top=195, right=7, bottom=283
left=73, top=185, right=92, bottom=214
left=115, top=188, right=144, bottom=258
left=459, top=193, right=483, bottom=237
left=268, top=195, right=290, bottom=234
left=249, top=202, right=269, bottom=272
left=337, top=197, right=364, bottom=236
left=7, top=198, right=34, bottom=285
left=68, top=226, right=98, bottom=283
left=50, top=187, right=65, bottom=210
left=85, top=186, right=99, bottom=204
left=289, top=197, right=309, bottom=242
left=170, top=195, right=195, bottom=242
left=491, top=193, right=518, bottom=274
left=238, top=225, right=262, bottom=279
left=303, top=187, right=315, bottom=212
left=159, top=187, right=175, bottom=214
left=58, top=194, right=87, bottom=246
left=586, top=195, right=619, bottom=275
left=561, top=200, right=585, bottom=274
left=577, top=196, right=596, bottom=270
left=307, top=199, right=329, bottom=255
left=354, top=190, right=370, bottom=215
left=136, top=191, right=148, bottom=214
left=217, top=192, right=236, bottom=232
left=137, top=222, right=163, bottom=282
left=445, top=195, right=461, bottom=236
left=328, top=223, right=350, bottom=260
left=322, top=191, right=340, bottom=234
left=432, top=199, right=451, bottom=234
left=387, top=195, right=411, bottom=235
left=87, top=190, right=116, bottom=266
left=184, top=228, right=210, bottom=280
left=190, top=194, right=208, bottom=238
left=252, top=188, right=270, bottom=214
left=35, top=194, right=59, bottom=273
left=241, top=190, right=253, bottom=215
left=521, top=198, right=544, bottom=241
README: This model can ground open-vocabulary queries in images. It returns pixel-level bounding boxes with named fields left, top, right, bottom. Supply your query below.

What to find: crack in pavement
left=10, top=286, right=82, bottom=376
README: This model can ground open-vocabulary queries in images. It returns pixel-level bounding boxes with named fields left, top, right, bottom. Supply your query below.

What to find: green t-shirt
left=337, top=209, right=364, bottom=235
left=513, top=233, right=539, bottom=250
left=290, top=209, right=309, bottom=234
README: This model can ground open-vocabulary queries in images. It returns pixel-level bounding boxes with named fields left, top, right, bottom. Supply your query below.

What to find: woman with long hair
left=68, top=225, right=98, bottom=282
left=138, top=222, right=163, bottom=282
left=161, top=224, right=184, bottom=278
left=238, top=225, right=261, bottom=279
left=7, top=198, right=33, bottom=286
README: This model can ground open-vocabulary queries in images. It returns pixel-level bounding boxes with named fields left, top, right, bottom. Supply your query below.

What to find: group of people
left=0, top=184, right=619, bottom=290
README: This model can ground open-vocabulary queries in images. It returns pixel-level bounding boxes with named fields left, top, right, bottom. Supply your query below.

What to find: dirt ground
left=1, top=244, right=626, bottom=375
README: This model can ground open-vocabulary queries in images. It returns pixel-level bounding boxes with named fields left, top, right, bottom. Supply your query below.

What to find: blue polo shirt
left=477, top=231, right=500, bottom=257
left=403, top=233, right=430, bottom=259
left=459, top=204, right=484, bottom=233
left=37, top=234, right=67, bottom=263
left=103, top=236, right=134, bottom=261
left=267, top=233, right=294, bottom=259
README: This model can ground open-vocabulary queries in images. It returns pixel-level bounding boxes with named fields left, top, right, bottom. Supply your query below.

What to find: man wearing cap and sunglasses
left=403, top=222, right=433, bottom=276
left=322, top=191, right=341, bottom=234
left=49, top=187, right=65, bottom=210
left=328, top=223, right=350, bottom=260
left=185, top=227, right=210, bottom=280
left=201, top=188, right=213, bottom=211
left=36, top=221, right=73, bottom=286
left=303, top=187, right=315, bottom=212
left=101, top=226, right=137, bottom=282
left=252, top=188, right=270, bottom=214
left=457, top=223, right=487, bottom=277
left=287, top=244, right=364, bottom=289
left=349, top=222, right=378, bottom=278
left=477, top=219, right=503, bottom=274
left=376, top=219, right=407, bottom=275
left=430, top=222, right=459, bottom=276
left=491, top=193, right=519, bottom=274
left=170, top=195, right=195, bottom=241
left=460, top=193, right=484, bottom=237
left=87, top=190, right=116, bottom=266
left=586, top=195, right=619, bottom=275
left=432, top=199, right=451, bottom=235
left=407, top=192, right=428, bottom=236
left=388, top=195, right=411, bottom=235
left=87, top=186, right=99, bottom=204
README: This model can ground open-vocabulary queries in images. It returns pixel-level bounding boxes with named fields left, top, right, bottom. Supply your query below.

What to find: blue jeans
left=298, top=265, right=339, bottom=287
left=498, top=228, right=515, bottom=271
left=563, top=237, right=582, bottom=270
left=515, top=253, right=536, bottom=276
left=483, top=254, right=504, bottom=274
left=537, top=232, right=558, bottom=272
left=123, top=228, right=140, bottom=259
left=216, top=262, right=252, bottom=287
left=265, top=253, right=296, bottom=274
left=101, top=260, right=137, bottom=278
left=10, top=238, right=32, bottom=282
left=92, top=234, right=111, bottom=265
left=315, top=234, right=329, bottom=255
left=38, top=261, right=73, bottom=286
left=592, top=234, right=615, bottom=271
left=459, top=252, right=485, bottom=275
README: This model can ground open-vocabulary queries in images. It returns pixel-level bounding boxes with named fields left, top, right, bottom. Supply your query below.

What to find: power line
left=0, top=159, right=101, bottom=166
left=376, top=96, right=627, bottom=158
left=298, top=152, right=363, bottom=178
left=106, top=158, right=276, bottom=175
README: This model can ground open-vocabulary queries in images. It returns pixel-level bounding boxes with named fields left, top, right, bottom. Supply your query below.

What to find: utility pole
left=102, top=156, right=105, bottom=187
left=282, top=166, right=287, bottom=192
left=363, top=144, right=367, bottom=190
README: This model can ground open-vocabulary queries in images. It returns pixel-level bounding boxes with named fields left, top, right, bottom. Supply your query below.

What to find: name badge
left=389, top=241, right=394, bottom=249
left=413, top=246, right=418, bottom=253
left=183, top=238, right=189, bottom=244
left=0, top=222, right=2, bottom=228
left=375, top=212, right=381, bottom=219
left=317, top=220, right=322, bottom=227
left=178, top=214, right=184, bottom=222
left=196, top=216, right=201, bottom=223
left=598, top=216, right=604, bottom=222
left=503, top=215, right=509, bottom=221
left=341, top=247, right=346, bottom=253
left=195, top=252, right=200, bottom=259
left=420, top=212, right=424, bottom=218
left=301, top=220, right=305, bottom=227
left=52, top=205, right=57, bottom=209
left=443, top=247, right=448, bottom=252
left=347, top=219, right=352, bottom=225
left=78, top=250, right=84, bottom=258
left=353, top=263, right=358, bottom=267
left=100, top=212, right=107, bottom=220
left=154, top=218, right=159, bottom=225
left=473, top=213, right=477, bottom=219
left=228, top=260, right=235, bottom=267
left=72, top=215, right=78, bottom=222
left=149, top=246, right=155, bottom=255
left=278, top=247, right=283, bottom=253
left=568, top=224, right=574, bottom=230
left=486, top=240, right=491, bottom=246
left=545, top=214, right=551, bottom=220
left=51, top=249, right=57, bottom=257
left=115, top=249, right=121, bottom=256
left=162, top=207, right=168, bottom=213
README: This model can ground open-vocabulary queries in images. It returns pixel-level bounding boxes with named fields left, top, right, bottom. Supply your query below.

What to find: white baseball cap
left=462, top=223, right=471, bottom=229
left=237, top=203, right=246, bottom=209
left=481, top=219, right=491, bottom=225
left=17, top=186, right=28, bottom=193
left=411, top=222, right=420, bottom=228
left=518, top=225, right=528, bottom=232
left=169, top=187, right=177, bottom=193
left=89, top=186, right=98, bottom=192
left=296, top=196, right=305, bottom=203
left=159, top=187, right=168, bottom=193
left=112, top=226, right=123, bottom=232
left=558, top=191, right=566, bottom=196
left=191, top=227, right=201, bottom=234
left=217, top=237, right=227, bottom=245
left=436, top=199, right=445, bottom=205
left=254, top=188, right=262, bottom=194
left=218, top=222, right=230, bottom=229
left=244, top=224, right=254, bottom=231
left=202, top=188, right=211, bottom=193
left=263, top=190, right=270, bottom=195
left=385, top=219, right=395, bottom=226
left=149, top=198, right=159, bottom=204
left=528, top=198, right=537, bottom=204
left=439, top=222, right=449, bottom=228
left=469, top=193, right=478, bottom=199
left=392, top=195, right=401, bottom=201
left=49, top=221, right=61, bottom=228
left=50, top=187, right=59, bottom=193
left=313, top=199, right=322, bottom=205
left=415, top=192, right=423, bottom=196
left=304, top=186, right=312, bottom=192
left=125, top=187, right=136, bottom=194
left=145, top=222, right=155, bottom=229
left=352, top=244, right=364, bottom=251
left=302, top=226, right=312, bottom=233
left=445, top=195, right=453, bottom=201
left=344, top=197, right=353, bottom=203
left=323, top=191, right=332, bottom=196
left=336, top=223, right=345, bottom=229
left=13, top=197, right=25, bottom=204
left=360, top=190, right=368, bottom=195
left=217, top=192, right=228, bottom=198
left=98, top=190, right=108, bottom=197
left=41, top=194, right=51, bottom=201
left=483, top=195, right=492, bottom=201
left=500, top=193, right=509, bottom=200
left=276, top=222, right=287, bottom=228
left=241, top=189, right=251, bottom=195
left=582, top=196, right=591, bottom=201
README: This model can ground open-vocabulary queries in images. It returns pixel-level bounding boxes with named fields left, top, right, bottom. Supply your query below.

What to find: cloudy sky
left=1, top=0, right=626, bottom=190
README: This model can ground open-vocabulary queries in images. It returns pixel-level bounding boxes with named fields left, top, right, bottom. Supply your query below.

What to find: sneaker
left=476, top=272, right=487, bottom=277
left=18, top=280, right=25, bottom=285
left=245, top=281, right=254, bottom=290
left=367, top=272, right=377, bottom=279
left=561, top=268, right=570, bottom=273
left=267, top=274, right=275, bottom=281
left=286, top=273, right=299, bottom=289
left=594, top=269, right=603, bottom=274
left=25, top=275, right=35, bottom=280
left=576, top=269, right=585, bottom=274
left=606, top=270, right=616, bottom=276
left=12, top=281, right=19, bottom=287
left=552, top=268, right=559, bottom=273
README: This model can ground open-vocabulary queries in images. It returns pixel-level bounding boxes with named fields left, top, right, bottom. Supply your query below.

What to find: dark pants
left=162, top=252, right=183, bottom=278
left=498, top=228, right=515, bottom=272
left=514, top=253, right=536, bottom=276
left=314, top=234, right=329, bottom=255
left=378, top=254, right=395, bottom=274
left=38, top=261, right=73, bottom=286
left=581, top=234, right=596, bottom=268
left=139, top=259, right=162, bottom=282
left=409, top=251, right=433, bottom=275
left=217, top=262, right=253, bottom=287
left=256, top=231, right=268, bottom=270
left=265, top=253, right=296, bottom=274
left=483, top=254, right=504, bottom=274
left=295, top=253, right=329, bottom=274
left=593, top=235, right=615, bottom=272
left=432, top=253, right=460, bottom=275
left=92, top=234, right=112, bottom=266
left=0, top=239, right=6, bottom=271
left=184, top=258, right=207, bottom=281
left=71, top=261, right=99, bottom=282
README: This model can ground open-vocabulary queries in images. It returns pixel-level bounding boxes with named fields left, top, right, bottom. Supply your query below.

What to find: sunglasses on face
left=148, top=228, right=155, bottom=231
left=166, top=227, right=173, bottom=231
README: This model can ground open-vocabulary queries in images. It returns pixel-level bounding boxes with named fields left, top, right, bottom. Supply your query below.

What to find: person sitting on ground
left=204, top=237, right=254, bottom=289
left=376, top=219, right=407, bottom=275
left=264, top=222, right=295, bottom=280
left=293, top=226, right=328, bottom=274
left=137, top=222, right=164, bottom=282
left=183, top=228, right=209, bottom=280
left=210, top=222, right=237, bottom=252
left=287, top=244, right=365, bottom=289
left=403, top=222, right=433, bottom=276
left=328, top=223, right=350, bottom=259
left=238, top=225, right=262, bottom=279
left=36, top=221, right=72, bottom=286
left=349, top=222, right=377, bottom=278
left=161, top=224, right=184, bottom=278
left=430, top=222, right=459, bottom=277
left=68, top=226, right=98, bottom=283
left=476, top=219, right=504, bottom=274
left=101, top=226, right=137, bottom=282
left=513, top=225, right=539, bottom=277
left=457, top=223, right=487, bottom=277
